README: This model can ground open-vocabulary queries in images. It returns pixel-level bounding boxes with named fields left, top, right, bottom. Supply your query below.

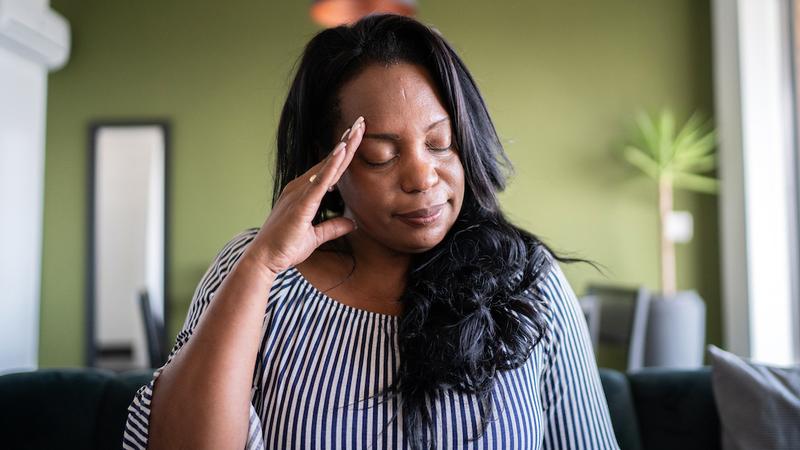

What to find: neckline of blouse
left=288, top=266, right=401, bottom=323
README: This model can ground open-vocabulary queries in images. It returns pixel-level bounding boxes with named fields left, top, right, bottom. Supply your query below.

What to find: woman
left=124, top=13, right=619, bottom=450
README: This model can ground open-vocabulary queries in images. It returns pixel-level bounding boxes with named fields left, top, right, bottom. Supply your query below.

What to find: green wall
left=41, top=0, right=719, bottom=367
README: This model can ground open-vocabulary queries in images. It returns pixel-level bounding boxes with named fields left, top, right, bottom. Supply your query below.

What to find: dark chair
left=138, top=289, right=167, bottom=368
left=580, top=285, right=650, bottom=372
left=0, top=368, right=154, bottom=449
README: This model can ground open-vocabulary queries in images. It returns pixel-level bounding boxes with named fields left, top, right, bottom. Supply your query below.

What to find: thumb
left=314, top=217, right=357, bottom=246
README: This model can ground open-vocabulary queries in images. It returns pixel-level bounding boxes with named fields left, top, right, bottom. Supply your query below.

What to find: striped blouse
left=123, top=228, right=619, bottom=449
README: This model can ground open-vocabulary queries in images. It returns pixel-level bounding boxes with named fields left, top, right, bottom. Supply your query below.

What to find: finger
left=296, top=115, right=363, bottom=197
left=328, top=117, right=365, bottom=190
left=304, top=141, right=348, bottom=200
left=282, top=143, right=344, bottom=221
left=298, top=116, right=363, bottom=192
left=298, top=140, right=345, bottom=184
left=314, top=216, right=357, bottom=246
left=338, top=126, right=352, bottom=143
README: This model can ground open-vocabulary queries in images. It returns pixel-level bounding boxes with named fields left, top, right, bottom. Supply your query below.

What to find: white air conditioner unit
left=0, top=0, right=70, bottom=70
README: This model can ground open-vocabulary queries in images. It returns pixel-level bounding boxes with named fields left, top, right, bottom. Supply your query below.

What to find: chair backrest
left=0, top=368, right=154, bottom=449
left=579, top=294, right=602, bottom=349
left=138, top=289, right=166, bottom=368
left=627, top=367, right=721, bottom=450
left=581, top=285, right=650, bottom=372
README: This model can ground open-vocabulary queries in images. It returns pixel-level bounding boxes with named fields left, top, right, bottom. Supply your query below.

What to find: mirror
left=86, top=121, right=169, bottom=371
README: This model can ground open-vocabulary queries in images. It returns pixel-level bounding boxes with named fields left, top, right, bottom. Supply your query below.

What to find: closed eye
left=428, top=143, right=453, bottom=152
left=363, top=143, right=453, bottom=167
left=364, top=158, right=394, bottom=167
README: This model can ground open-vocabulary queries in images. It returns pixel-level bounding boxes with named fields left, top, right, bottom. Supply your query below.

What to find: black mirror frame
left=85, top=120, right=171, bottom=369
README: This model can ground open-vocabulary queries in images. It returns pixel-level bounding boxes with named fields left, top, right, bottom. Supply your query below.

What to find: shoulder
left=215, top=227, right=260, bottom=259
left=539, top=251, right=571, bottom=298
left=532, top=247, right=579, bottom=323
left=193, top=228, right=262, bottom=299
left=201, top=227, right=260, bottom=270
left=527, top=245, right=560, bottom=295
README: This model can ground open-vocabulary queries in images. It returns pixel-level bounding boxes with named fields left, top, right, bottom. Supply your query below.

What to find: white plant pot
left=644, top=290, right=706, bottom=368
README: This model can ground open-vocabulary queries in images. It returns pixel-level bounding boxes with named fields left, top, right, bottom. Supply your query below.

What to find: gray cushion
left=707, top=345, right=800, bottom=450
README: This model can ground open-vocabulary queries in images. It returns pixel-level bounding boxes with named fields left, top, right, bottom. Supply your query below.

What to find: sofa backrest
left=1, top=367, right=720, bottom=450
left=627, top=367, right=721, bottom=450
left=598, top=368, right=643, bottom=450
left=0, top=368, right=153, bottom=450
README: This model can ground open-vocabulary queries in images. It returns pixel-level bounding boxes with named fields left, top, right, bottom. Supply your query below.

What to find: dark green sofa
left=600, top=367, right=721, bottom=450
left=0, top=368, right=154, bottom=450
left=0, top=367, right=720, bottom=449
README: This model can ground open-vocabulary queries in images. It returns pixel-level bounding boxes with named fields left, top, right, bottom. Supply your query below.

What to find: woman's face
left=334, top=62, right=465, bottom=254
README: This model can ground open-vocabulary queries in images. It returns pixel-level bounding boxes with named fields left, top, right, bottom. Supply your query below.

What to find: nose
left=400, top=146, right=439, bottom=193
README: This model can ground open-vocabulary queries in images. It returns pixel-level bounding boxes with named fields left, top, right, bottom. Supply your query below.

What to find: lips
left=396, top=203, right=446, bottom=218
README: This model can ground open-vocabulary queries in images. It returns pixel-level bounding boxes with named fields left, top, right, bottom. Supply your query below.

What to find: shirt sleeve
left=122, top=228, right=266, bottom=450
left=537, top=256, right=620, bottom=450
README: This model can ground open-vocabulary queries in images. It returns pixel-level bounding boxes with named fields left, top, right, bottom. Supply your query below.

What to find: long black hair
left=272, top=13, right=596, bottom=450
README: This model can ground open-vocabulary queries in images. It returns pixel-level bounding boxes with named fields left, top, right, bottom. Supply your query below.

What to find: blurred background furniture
left=138, top=290, right=167, bottom=369
left=0, top=366, right=720, bottom=450
left=579, top=285, right=650, bottom=372
left=0, top=368, right=154, bottom=449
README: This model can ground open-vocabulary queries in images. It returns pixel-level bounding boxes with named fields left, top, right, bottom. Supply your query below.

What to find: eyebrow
left=362, top=117, right=449, bottom=142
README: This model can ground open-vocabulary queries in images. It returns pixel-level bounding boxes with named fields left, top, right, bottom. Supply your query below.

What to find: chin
left=404, top=242, right=442, bottom=254
left=393, top=227, right=452, bottom=254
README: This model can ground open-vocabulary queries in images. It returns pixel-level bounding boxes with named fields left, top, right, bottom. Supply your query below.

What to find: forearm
left=147, top=253, right=275, bottom=450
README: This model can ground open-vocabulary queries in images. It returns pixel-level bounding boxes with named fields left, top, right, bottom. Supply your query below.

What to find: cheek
left=445, top=159, right=466, bottom=199
left=446, top=166, right=466, bottom=220
left=337, top=172, right=393, bottom=216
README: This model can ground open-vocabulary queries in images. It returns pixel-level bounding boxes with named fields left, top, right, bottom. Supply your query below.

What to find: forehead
left=336, top=62, right=449, bottom=129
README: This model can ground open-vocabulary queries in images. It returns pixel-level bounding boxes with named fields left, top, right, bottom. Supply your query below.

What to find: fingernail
left=352, top=116, right=364, bottom=129
left=339, top=128, right=351, bottom=142
left=351, top=219, right=358, bottom=229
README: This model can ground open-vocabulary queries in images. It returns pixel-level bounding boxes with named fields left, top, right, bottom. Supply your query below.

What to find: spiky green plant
left=618, top=109, right=718, bottom=296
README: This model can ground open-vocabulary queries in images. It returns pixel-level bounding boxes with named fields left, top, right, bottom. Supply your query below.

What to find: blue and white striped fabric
left=123, top=229, right=619, bottom=449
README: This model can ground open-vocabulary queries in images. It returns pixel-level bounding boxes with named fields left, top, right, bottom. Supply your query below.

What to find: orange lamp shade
left=310, top=0, right=417, bottom=28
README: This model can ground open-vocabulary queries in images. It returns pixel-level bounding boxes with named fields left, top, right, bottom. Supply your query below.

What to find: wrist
left=237, top=249, right=282, bottom=282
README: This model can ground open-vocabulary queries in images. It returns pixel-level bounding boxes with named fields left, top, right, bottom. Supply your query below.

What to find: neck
left=342, top=229, right=410, bottom=301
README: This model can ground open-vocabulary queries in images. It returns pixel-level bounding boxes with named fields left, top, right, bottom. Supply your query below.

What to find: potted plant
left=618, top=109, right=718, bottom=368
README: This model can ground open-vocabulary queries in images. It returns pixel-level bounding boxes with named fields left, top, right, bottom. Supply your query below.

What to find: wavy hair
left=272, top=13, right=595, bottom=450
